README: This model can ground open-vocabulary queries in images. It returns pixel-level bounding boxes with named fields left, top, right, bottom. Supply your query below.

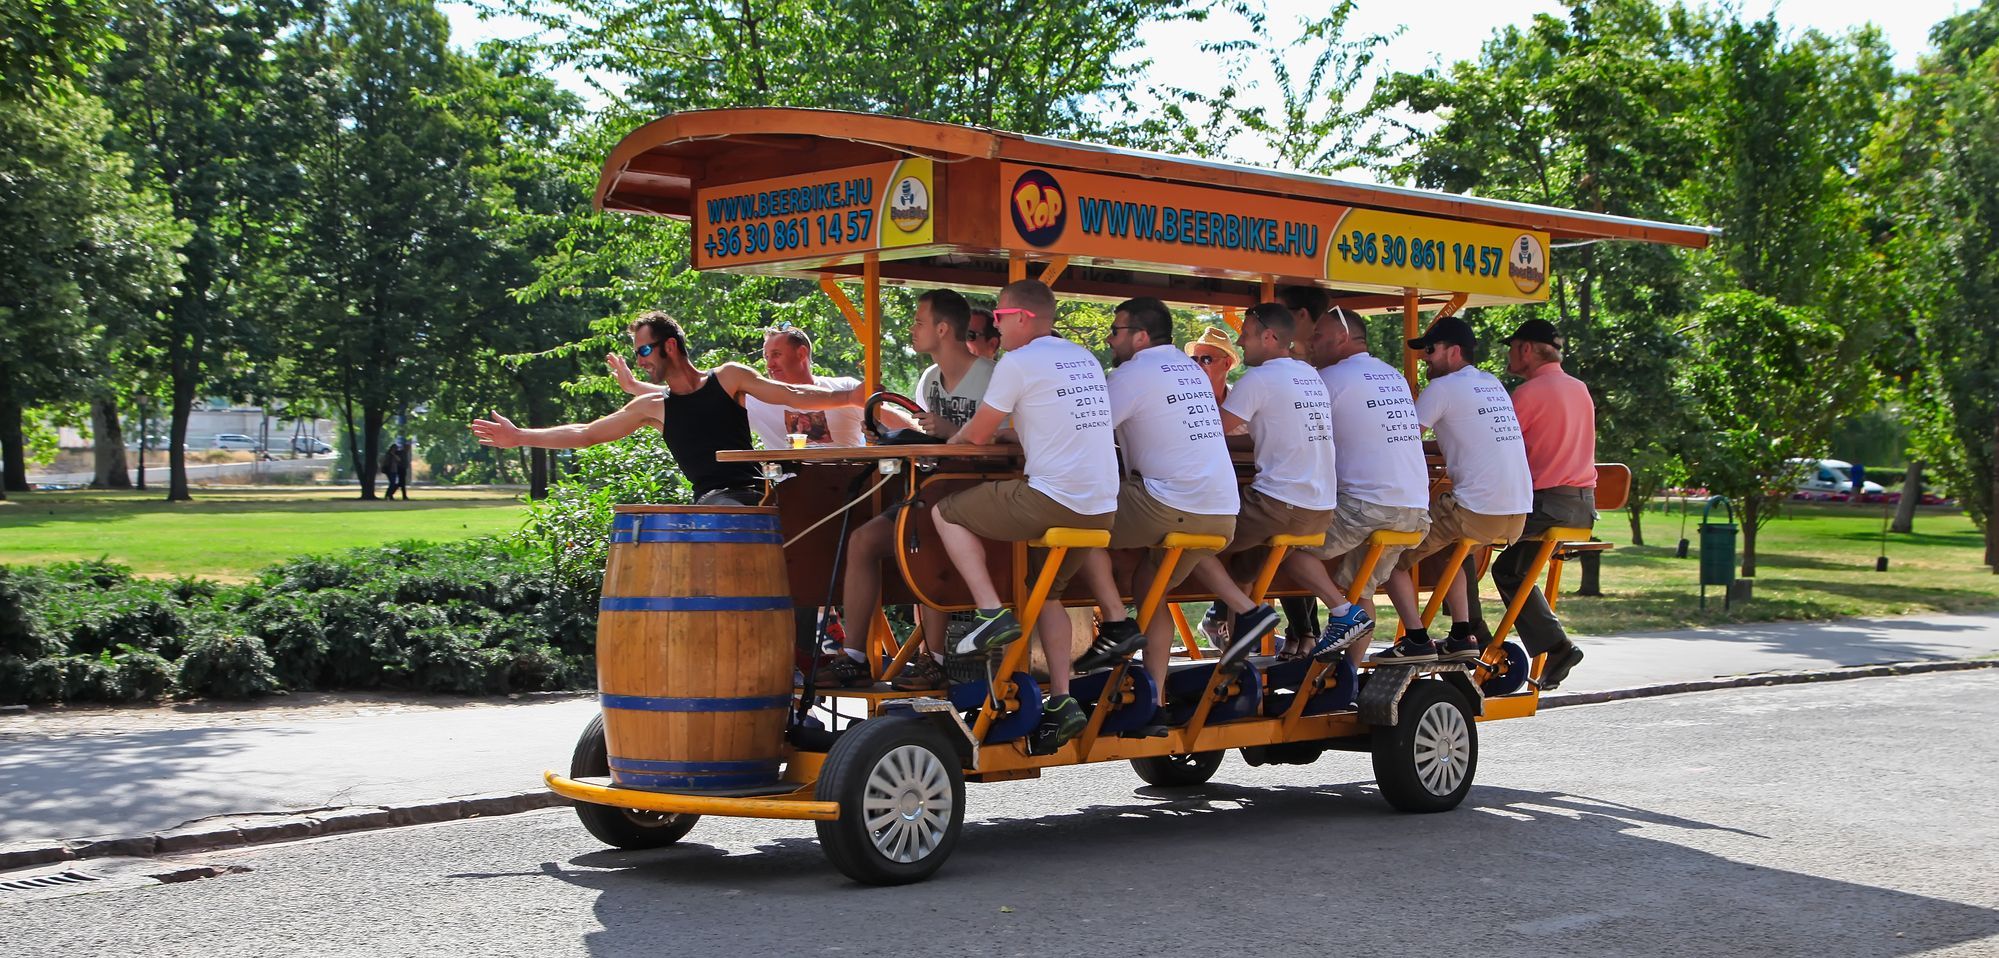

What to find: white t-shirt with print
left=1108, top=344, right=1238, bottom=516
left=914, top=357, right=996, bottom=427
left=981, top=335, right=1119, bottom=515
left=1321, top=353, right=1429, bottom=510
left=746, top=375, right=864, bottom=449
left=1416, top=365, right=1533, bottom=515
left=1220, top=357, right=1337, bottom=511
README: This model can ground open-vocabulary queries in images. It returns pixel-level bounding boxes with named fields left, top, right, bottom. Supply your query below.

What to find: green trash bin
left=1698, top=496, right=1737, bottom=609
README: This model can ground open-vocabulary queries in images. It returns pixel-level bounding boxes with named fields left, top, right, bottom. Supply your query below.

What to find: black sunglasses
left=1193, top=354, right=1222, bottom=366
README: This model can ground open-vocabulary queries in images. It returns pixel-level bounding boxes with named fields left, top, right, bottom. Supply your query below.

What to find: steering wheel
left=865, top=391, right=947, bottom=445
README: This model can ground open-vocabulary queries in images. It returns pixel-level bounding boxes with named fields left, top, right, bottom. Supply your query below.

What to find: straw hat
left=1184, top=325, right=1240, bottom=365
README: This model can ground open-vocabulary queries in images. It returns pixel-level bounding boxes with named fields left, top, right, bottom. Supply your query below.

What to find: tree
left=1375, top=0, right=1704, bottom=538
left=0, top=86, right=182, bottom=496
left=1868, top=3, right=1999, bottom=570
left=278, top=0, right=514, bottom=498
left=1679, top=292, right=1846, bottom=576
left=98, top=0, right=297, bottom=500
left=1, top=0, right=120, bottom=100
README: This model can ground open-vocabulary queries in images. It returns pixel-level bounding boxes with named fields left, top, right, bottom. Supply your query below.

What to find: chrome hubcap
left=863, top=744, right=953, bottom=863
left=1413, top=701, right=1470, bottom=795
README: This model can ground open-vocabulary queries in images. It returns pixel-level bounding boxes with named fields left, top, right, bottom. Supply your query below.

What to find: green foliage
left=0, top=0, right=120, bottom=99
left=175, top=628, right=282, bottom=699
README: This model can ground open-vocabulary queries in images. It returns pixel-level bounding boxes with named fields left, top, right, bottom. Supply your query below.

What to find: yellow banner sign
left=997, top=163, right=1548, bottom=300
left=694, top=158, right=934, bottom=269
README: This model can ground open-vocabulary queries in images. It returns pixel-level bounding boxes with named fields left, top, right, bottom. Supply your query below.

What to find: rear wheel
left=569, top=715, right=700, bottom=848
left=815, top=715, right=965, bottom=885
left=1370, top=680, right=1477, bottom=813
left=1130, top=750, right=1225, bottom=787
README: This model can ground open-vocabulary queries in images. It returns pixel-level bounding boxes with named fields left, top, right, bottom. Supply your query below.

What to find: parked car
left=291, top=436, right=333, bottom=455
left=1789, top=457, right=1885, bottom=497
left=213, top=433, right=264, bottom=451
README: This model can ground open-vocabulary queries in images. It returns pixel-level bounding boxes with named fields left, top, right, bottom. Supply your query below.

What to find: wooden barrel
left=597, top=505, right=794, bottom=792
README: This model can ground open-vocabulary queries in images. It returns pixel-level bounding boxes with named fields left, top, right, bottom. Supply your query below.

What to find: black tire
left=814, top=715, right=966, bottom=885
left=568, top=715, right=700, bottom=848
left=1130, top=750, right=1225, bottom=787
left=1370, top=679, right=1478, bottom=813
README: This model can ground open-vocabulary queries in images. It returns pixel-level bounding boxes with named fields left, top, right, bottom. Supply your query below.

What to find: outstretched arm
left=949, top=405, right=1010, bottom=445
left=716, top=363, right=862, bottom=410
left=470, top=394, right=661, bottom=449
left=606, top=353, right=653, bottom=398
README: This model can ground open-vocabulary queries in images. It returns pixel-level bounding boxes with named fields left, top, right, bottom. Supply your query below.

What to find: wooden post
left=1402, top=287, right=1421, bottom=393
left=863, top=253, right=881, bottom=396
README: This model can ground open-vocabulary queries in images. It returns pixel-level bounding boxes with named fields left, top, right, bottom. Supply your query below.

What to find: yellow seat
left=1269, top=532, right=1326, bottom=549
left=973, top=526, right=1111, bottom=742
left=1371, top=529, right=1425, bottom=548
left=1161, top=532, right=1230, bottom=552
left=1031, top=528, right=1111, bottom=550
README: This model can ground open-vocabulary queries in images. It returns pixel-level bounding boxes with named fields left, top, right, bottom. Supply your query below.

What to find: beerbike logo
left=1010, top=169, right=1066, bottom=248
left=1507, top=233, right=1548, bottom=294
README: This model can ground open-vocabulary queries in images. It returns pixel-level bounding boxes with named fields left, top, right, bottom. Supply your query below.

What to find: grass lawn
left=0, top=487, right=529, bottom=580
left=1412, top=501, right=1996, bottom=637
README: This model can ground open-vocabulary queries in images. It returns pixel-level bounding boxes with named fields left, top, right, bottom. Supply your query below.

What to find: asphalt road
left=8, top=671, right=1998, bottom=958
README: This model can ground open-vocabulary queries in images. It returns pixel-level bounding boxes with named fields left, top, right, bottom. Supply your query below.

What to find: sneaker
left=1538, top=644, right=1585, bottom=691
left=1438, top=634, right=1482, bottom=663
left=890, top=655, right=948, bottom=691
left=813, top=654, right=873, bottom=688
left=1219, top=605, right=1279, bottom=671
left=1073, top=619, right=1144, bottom=673
left=951, top=608, right=1020, bottom=655
left=1368, top=637, right=1440, bottom=665
left=1199, top=603, right=1230, bottom=651
left=1312, top=605, right=1374, bottom=661
left=1039, top=694, right=1087, bottom=746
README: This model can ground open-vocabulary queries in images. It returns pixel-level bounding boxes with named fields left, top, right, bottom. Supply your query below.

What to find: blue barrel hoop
left=599, top=692, right=794, bottom=712
left=610, top=511, right=784, bottom=545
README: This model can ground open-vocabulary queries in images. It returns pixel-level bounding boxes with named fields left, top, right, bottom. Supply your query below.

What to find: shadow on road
left=0, top=725, right=308, bottom=843
left=529, top=782, right=1999, bottom=956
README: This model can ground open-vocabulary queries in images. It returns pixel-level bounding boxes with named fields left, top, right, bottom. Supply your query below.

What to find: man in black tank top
left=470, top=312, right=860, bottom=505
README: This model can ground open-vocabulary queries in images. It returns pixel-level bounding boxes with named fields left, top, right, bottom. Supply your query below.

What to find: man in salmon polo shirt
left=1490, top=318, right=1596, bottom=690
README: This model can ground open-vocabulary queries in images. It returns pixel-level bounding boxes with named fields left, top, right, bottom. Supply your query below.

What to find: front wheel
left=569, top=715, right=700, bottom=848
left=1130, top=750, right=1225, bottom=787
left=815, top=715, right=966, bottom=885
left=1370, top=680, right=1477, bottom=813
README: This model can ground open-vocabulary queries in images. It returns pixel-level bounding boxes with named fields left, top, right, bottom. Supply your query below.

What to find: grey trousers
left=1489, top=487, right=1595, bottom=657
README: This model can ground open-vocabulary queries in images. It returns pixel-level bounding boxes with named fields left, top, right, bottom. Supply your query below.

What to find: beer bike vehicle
left=545, top=108, right=1714, bottom=884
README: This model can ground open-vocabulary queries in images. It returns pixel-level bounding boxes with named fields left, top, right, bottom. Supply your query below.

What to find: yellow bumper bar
left=544, top=771, right=841, bottom=821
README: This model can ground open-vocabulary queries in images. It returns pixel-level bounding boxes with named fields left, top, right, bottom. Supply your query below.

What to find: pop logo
left=1009, top=169, right=1066, bottom=248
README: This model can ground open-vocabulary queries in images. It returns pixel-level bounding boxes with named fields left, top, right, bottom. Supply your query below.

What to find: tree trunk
left=1890, top=461, right=1922, bottom=534
left=530, top=448, right=549, bottom=501
left=1988, top=412, right=1998, bottom=573
left=1626, top=499, right=1646, bottom=546
left=134, top=398, right=148, bottom=491
left=90, top=397, right=132, bottom=489
left=167, top=375, right=196, bottom=501
left=359, top=404, right=385, bottom=500
left=0, top=399, right=25, bottom=494
left=1740, top=495, right=1760, bottom=578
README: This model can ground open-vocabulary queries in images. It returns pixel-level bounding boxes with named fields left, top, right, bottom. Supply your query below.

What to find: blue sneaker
left=1312, top=605, right=1374, bottom=661
left=1368, top=637, right=1440, bottom=665
left=1219, top=605, right=1279, bottom=671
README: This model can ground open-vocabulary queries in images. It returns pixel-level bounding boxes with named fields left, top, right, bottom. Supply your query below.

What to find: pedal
left=1025, top=724, right=1064, bottom=756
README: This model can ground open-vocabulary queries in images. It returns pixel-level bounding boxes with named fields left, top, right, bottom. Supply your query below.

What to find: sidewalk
left=4, top=611, right=1997, bottom=846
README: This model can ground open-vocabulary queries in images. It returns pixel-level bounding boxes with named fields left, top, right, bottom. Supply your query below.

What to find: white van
left=1790, top=458, right=1885, bottom=496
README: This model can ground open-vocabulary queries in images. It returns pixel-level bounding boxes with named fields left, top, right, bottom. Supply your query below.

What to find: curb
left=1537, top=657, right=1999, bottom=709
left=1, top=790, right=564, bottom=874
left=5, top=657, right=1996, bottom=873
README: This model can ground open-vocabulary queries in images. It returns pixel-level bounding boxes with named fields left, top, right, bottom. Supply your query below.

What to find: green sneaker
left=1039, top=694, right=1087, bottom=746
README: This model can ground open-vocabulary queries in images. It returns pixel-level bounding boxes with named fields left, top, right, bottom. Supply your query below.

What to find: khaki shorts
left=1219, top=486, right=1334, bottom=579
left=1308, top=497, right=1431, bottom=592
left=1108, top=477, right=1236, bottom=591
left=935, top=479, right=1114, bottom=593
left=1395, top=490, right=1526, bottom=571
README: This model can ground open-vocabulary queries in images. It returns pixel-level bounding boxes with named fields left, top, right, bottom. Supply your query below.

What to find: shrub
left=111, top=648, right=175, bottom=702
left=0, top=568, right=58, bottom=659
left=176, top=630, right=282, bottom=699
left=47, top=585, right=192, bottom=659
left=240, top=594, right=327, bottom=691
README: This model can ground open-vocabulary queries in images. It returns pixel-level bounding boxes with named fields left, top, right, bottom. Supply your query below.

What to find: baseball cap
left=1407, top=316, right=1477, bottom=354
left=1504, top=318, right=1564, bottom=348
